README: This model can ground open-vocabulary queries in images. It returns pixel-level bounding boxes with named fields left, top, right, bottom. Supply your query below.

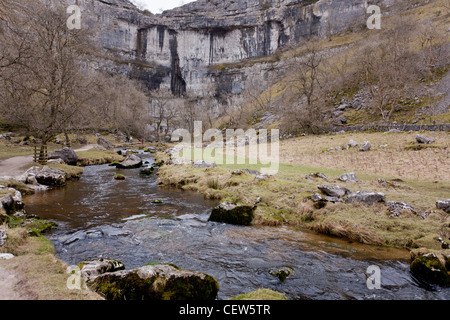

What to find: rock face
left=115, top=154, right=143, bottom=169
left=436, top=200, right=450, bottom=213
left=74, top=0, right=404, bottom=100
left=88, top=264, right=219, bottom=300
left=345, top=191, right=386, bottom=206
left=25, top=166, right=66, bottom=186
left=209, top=202, right=255, bottom=226
left=48, top=147, right=78, bottom=165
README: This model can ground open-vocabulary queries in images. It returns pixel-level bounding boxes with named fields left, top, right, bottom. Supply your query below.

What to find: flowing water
left=24, top=153, right=450, bottom=300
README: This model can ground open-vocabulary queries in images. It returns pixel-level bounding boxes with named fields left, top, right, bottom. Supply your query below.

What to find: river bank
left=154, top=130, right=450, bottom=287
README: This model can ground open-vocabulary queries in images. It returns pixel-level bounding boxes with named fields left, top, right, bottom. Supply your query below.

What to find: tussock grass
left=0, top=226, right=102, bottom=300
left=76, top=148, right=124, bottom=166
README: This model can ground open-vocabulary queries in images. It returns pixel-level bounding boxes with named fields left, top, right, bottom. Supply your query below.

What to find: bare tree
left=281, top=40, right=326, bottom=133
left=0, top=1, right=96, bottom=153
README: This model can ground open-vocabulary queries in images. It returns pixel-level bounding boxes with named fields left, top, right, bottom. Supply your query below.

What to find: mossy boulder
left=114, top=173, right=126, bottom=180
left=87, top=264, right=219, bottom=300
left=208, top=202, right=256, bottom=226
left=410, top=251, right=450, bottom=287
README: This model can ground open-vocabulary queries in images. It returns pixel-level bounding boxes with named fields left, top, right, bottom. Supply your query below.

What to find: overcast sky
left=129, top=0, right=196, bottom=14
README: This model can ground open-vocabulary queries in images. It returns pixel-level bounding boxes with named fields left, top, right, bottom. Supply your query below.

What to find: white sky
left=129, top=0, right=197, bottom=14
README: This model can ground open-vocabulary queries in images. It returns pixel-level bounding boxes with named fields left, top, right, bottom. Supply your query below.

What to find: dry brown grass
left=278, top=131, right=450, bottom=181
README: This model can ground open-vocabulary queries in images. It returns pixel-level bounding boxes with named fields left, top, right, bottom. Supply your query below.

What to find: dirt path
left=0, top=144, right=97, bottom=299
left=0, top=264, right=37, bottom=300
left=0, top=144, right=97, bottom=180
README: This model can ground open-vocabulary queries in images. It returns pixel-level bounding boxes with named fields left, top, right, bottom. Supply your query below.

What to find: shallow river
left=24, top=154, right=450, bottom=300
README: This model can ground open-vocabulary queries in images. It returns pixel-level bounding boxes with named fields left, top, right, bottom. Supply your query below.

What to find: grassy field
left=156, top=130, right=450, bottom=251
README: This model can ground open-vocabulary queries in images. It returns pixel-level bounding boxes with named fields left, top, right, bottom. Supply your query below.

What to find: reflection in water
left=24, top=157, right=450, bottom=300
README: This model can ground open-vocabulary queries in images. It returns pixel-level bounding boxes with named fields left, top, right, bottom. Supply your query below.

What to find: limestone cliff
left=80, top=0, right=384, bottom=97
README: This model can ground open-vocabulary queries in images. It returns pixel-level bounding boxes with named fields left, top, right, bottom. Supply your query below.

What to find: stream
left=23, top=152, right=450, bottom=300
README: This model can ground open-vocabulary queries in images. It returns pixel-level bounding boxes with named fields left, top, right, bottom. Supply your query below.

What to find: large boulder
left=345, top=191, right=386, bottom=206
left=410, top=251, right=450, bottom=287
left=209, top=202, right=256, bottom=226
left=48, top=147, right=78, bottom=165
left=317, top=185, right=351, bottom=198
left=115, top=154, right=142, bottom=169
left=0, top=186, right=24, bottom=213
left=436, top=200, right=450, bottom=213
left=87, top=264, right=219, bottom=300
left=97, top=137, right=114, bottom=150
left=25, top=166, right=66, bottom=186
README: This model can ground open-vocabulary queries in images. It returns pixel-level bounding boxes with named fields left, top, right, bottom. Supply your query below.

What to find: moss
left=230, top=288, right=288, bottom=300
left=113, top=173, right=126, bottom=180
left=140, top=167, right=154, bottom=175
left=410, top=254, right=450, bottom=287
left=88, top=265, right=219, bottom=300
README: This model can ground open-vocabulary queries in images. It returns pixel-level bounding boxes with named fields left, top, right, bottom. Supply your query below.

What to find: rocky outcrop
left=346, top=191, right=386, bottom=206
left=209, top=202, right=256, bottom=226
left=386, top=201, right=416, bottom=217
left=75, top=0, right=399, bottom=99
left=0, top=186, right=24, bottom=214
left=25, top=166, right=66, bottom=186
left=87, top=263, right=219, bottom=300
left=48, top=147, right=78, bottom=165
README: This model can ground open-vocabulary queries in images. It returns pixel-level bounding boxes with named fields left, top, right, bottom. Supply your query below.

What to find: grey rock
left=25, top=166, right=66, bottom=186
left=115, top=154, right=142, bottom=169
left=0, top=253, right=14, bottom=260
left=436, top=199, right=450, bottom=213
left=337, top=172, right=360, bottom=183
left=0, top=229, right=7, bottom=246
left=387, top=201, right=416, bottom=217
left=192, top=160, right=216, bottom=168
left=346, top=191, right=386, bottom=206
left=87, top=264, right=219, bottom=300
left=348, top=139, right=358, bottom=148
left=0, top=194, right=14, bottom=213
left=311, top=193, right=323, bottom=202
left=324, top=196, right=343, bottom=203
left=317, top=185, right=351, bottom=198
left=416, top=134, right=435, bottom=144
left=209, top=202, right=255, bottom=226
left=48, top=147, right=78, bottom=165
left=358, top=141, right=371, bottom=151
left=97, top=137, right=114, bottom=149
left=79, top=258, right=125, bottom=282
left=305, top=172, right=328, bottom=181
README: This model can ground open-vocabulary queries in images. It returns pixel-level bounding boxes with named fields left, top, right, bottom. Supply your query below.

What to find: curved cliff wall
left=81, top=0, right=385, bottom=96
